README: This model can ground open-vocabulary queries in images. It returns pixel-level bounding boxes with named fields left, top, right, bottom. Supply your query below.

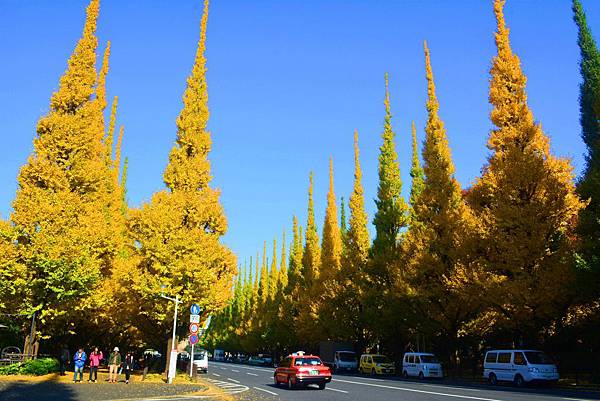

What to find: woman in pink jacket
left=88, top=347, right=103, bottom=383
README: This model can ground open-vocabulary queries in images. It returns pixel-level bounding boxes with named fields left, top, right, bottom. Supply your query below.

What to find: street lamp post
left=160, top=293, right=181, bottom=384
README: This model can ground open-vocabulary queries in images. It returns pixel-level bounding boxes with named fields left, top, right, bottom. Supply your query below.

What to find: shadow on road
left=0, top=380, right=78, bottom=401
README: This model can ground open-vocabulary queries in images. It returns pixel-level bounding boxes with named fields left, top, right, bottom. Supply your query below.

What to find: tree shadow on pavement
left=0, top=380, right=78, bottom=401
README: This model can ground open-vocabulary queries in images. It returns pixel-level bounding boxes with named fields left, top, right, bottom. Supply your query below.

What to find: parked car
left=143, top=349, right=162, bottom=359
left=318, top=341, right=357, bottom=371
left=274, top=351, right=332, bottom=390
left=359, top=354, right=395, bottom=375
left=483, top=349, right=559, bottom=387
left=402, top=352, right=443, bottom=379
left=192, top=351, right=208, bottom=373
left=249, top=353, right=273, bottom=366
left=214, top=349, right=225, bottom=362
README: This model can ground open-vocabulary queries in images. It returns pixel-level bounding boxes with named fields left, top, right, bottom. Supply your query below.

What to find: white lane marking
left=345, top=375, right=385, bottom=382
left=211, top=373, right=220, bottom=377
left=253, top=386, right=279, bottom=396
left=332, top=378, right=505, bottom=401
left=562, top=398, right=596, bottom=401
left=204, top=379, right=250, bottom=395
left=231, top=369, right=240, bottom=372
left=326, top=387, right=349, bottom=393
left=227, top=377, right=240, bottom=383
left=212, top=362, right=272, bottom=373
left=246, top=372, right=258, bottom=376
left=220, top=367, right=227, bottom=370
left=423, top=384, right=481, bottom=392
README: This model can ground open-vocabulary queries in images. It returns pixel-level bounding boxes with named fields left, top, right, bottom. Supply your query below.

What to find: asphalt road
left=207, top=361, right=600, bottom=401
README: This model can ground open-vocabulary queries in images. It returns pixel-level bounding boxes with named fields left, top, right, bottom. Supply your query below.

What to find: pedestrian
left=123, top=351, right=135, bottom=384
left=72, top=347, right=87, bottom=383
left=141, top=352, right=151, bottom=381
left=108, top=347, right=121, bottom=383
left=59, top=345, right=70, bottom=376
left=88, top=347, right=103, bottom=383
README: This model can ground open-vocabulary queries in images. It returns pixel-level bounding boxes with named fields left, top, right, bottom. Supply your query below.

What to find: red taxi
left=274, top=352, right=332, bottom=390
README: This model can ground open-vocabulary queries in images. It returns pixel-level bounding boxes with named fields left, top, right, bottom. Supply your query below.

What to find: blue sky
left=1, top=0, right=598, bottom=267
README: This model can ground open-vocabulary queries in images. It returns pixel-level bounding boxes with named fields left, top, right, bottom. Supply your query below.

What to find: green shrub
left=19, top=358, right=59, bottom=375
left=0, top=358, right=59, bottom=376
left=0, top=363, right=20, bottom=375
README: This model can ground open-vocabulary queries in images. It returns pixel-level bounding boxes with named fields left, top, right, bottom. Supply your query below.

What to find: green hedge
left=0, top=358, right=59, bottom=376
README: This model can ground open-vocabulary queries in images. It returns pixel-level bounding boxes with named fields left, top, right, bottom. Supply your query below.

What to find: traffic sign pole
left=188, top=304, right=202, bottom=378
left=189, top=342, right=194, bottom=377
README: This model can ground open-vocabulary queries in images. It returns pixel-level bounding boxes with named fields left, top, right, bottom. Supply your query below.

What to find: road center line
left=423, top=384, right=481, bottom=392
left=332, top=378, right=505, bottom=401
left=228, top=364, right=272, bottom=373
left=246, top=372, right=258, bottom=376
left=344, top=375, right=385, bottom=382
left=326, top=387, right=349, bottom=393
left=231, top=369, right=240, bottom=372
left=253, top=386, right=279, bottom=396
left=211, top=373, right=220, bottom=377
left=562, top=398, right=596, bottom=401
left=227, top=378, right=240, bottom=383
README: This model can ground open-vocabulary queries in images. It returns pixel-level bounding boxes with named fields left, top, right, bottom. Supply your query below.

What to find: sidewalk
left=0, top=370, right=223, bottom=401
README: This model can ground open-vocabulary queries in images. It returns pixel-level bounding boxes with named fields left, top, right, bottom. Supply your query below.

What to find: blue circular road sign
left=190, top=304, right=201, bottom=315
left=189, top=334, right=199, bottom=345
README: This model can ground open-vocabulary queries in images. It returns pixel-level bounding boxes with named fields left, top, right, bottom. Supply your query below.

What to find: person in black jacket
left=122, top=351, right=135, bottom=384
left=59, top=345, right=70, bottom=376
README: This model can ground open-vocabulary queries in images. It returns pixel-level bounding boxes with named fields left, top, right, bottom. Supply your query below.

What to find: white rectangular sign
left=190, top=314, right=200, bottom=323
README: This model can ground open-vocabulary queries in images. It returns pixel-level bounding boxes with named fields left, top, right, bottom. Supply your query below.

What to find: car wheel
left=419, top=371, right=424, bottom=380
left=489, top=373, right=497, bottom=386
left=514, top=374, right=524, bottom=388
left=371, top=368, right=376, bottom=375
left=287, top=377, right=294, bottom=390
left=318, top=382, right=326, bottom=390
left=403, top=370, right=409, bottom=379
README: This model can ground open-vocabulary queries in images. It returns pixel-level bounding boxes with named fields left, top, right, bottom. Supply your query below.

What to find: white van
left=402, top=352, right=443, bottom=379
left=334, top=351, right=358, bottom=371
left=192, top=350, right=208, bottom=373
left=483, top=350, right=559, bottom=387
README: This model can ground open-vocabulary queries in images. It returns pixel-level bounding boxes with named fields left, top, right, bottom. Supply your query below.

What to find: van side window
left=415, top=356, right=421, bottom=364
left=408, top=355, right=414, bottom=363
left=485, top=352, right=497, bottom=363
left=497, top=352, right=511, bottom=364
left=404, top=355, right=409, bottom=363
left=514, top=352, right=526, bottom=366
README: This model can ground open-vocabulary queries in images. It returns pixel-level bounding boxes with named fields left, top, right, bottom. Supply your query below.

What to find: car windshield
left=193, top=353, right=205, bottom=359
left=373, top=356, right=391, bottom=364
left=524, top=352, right=554, bottom=365
left=338, top=352, right=356, bottom=362
left=420, top=355, right=438, bottom=363
left=295, top=357, right=321, bottom=366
